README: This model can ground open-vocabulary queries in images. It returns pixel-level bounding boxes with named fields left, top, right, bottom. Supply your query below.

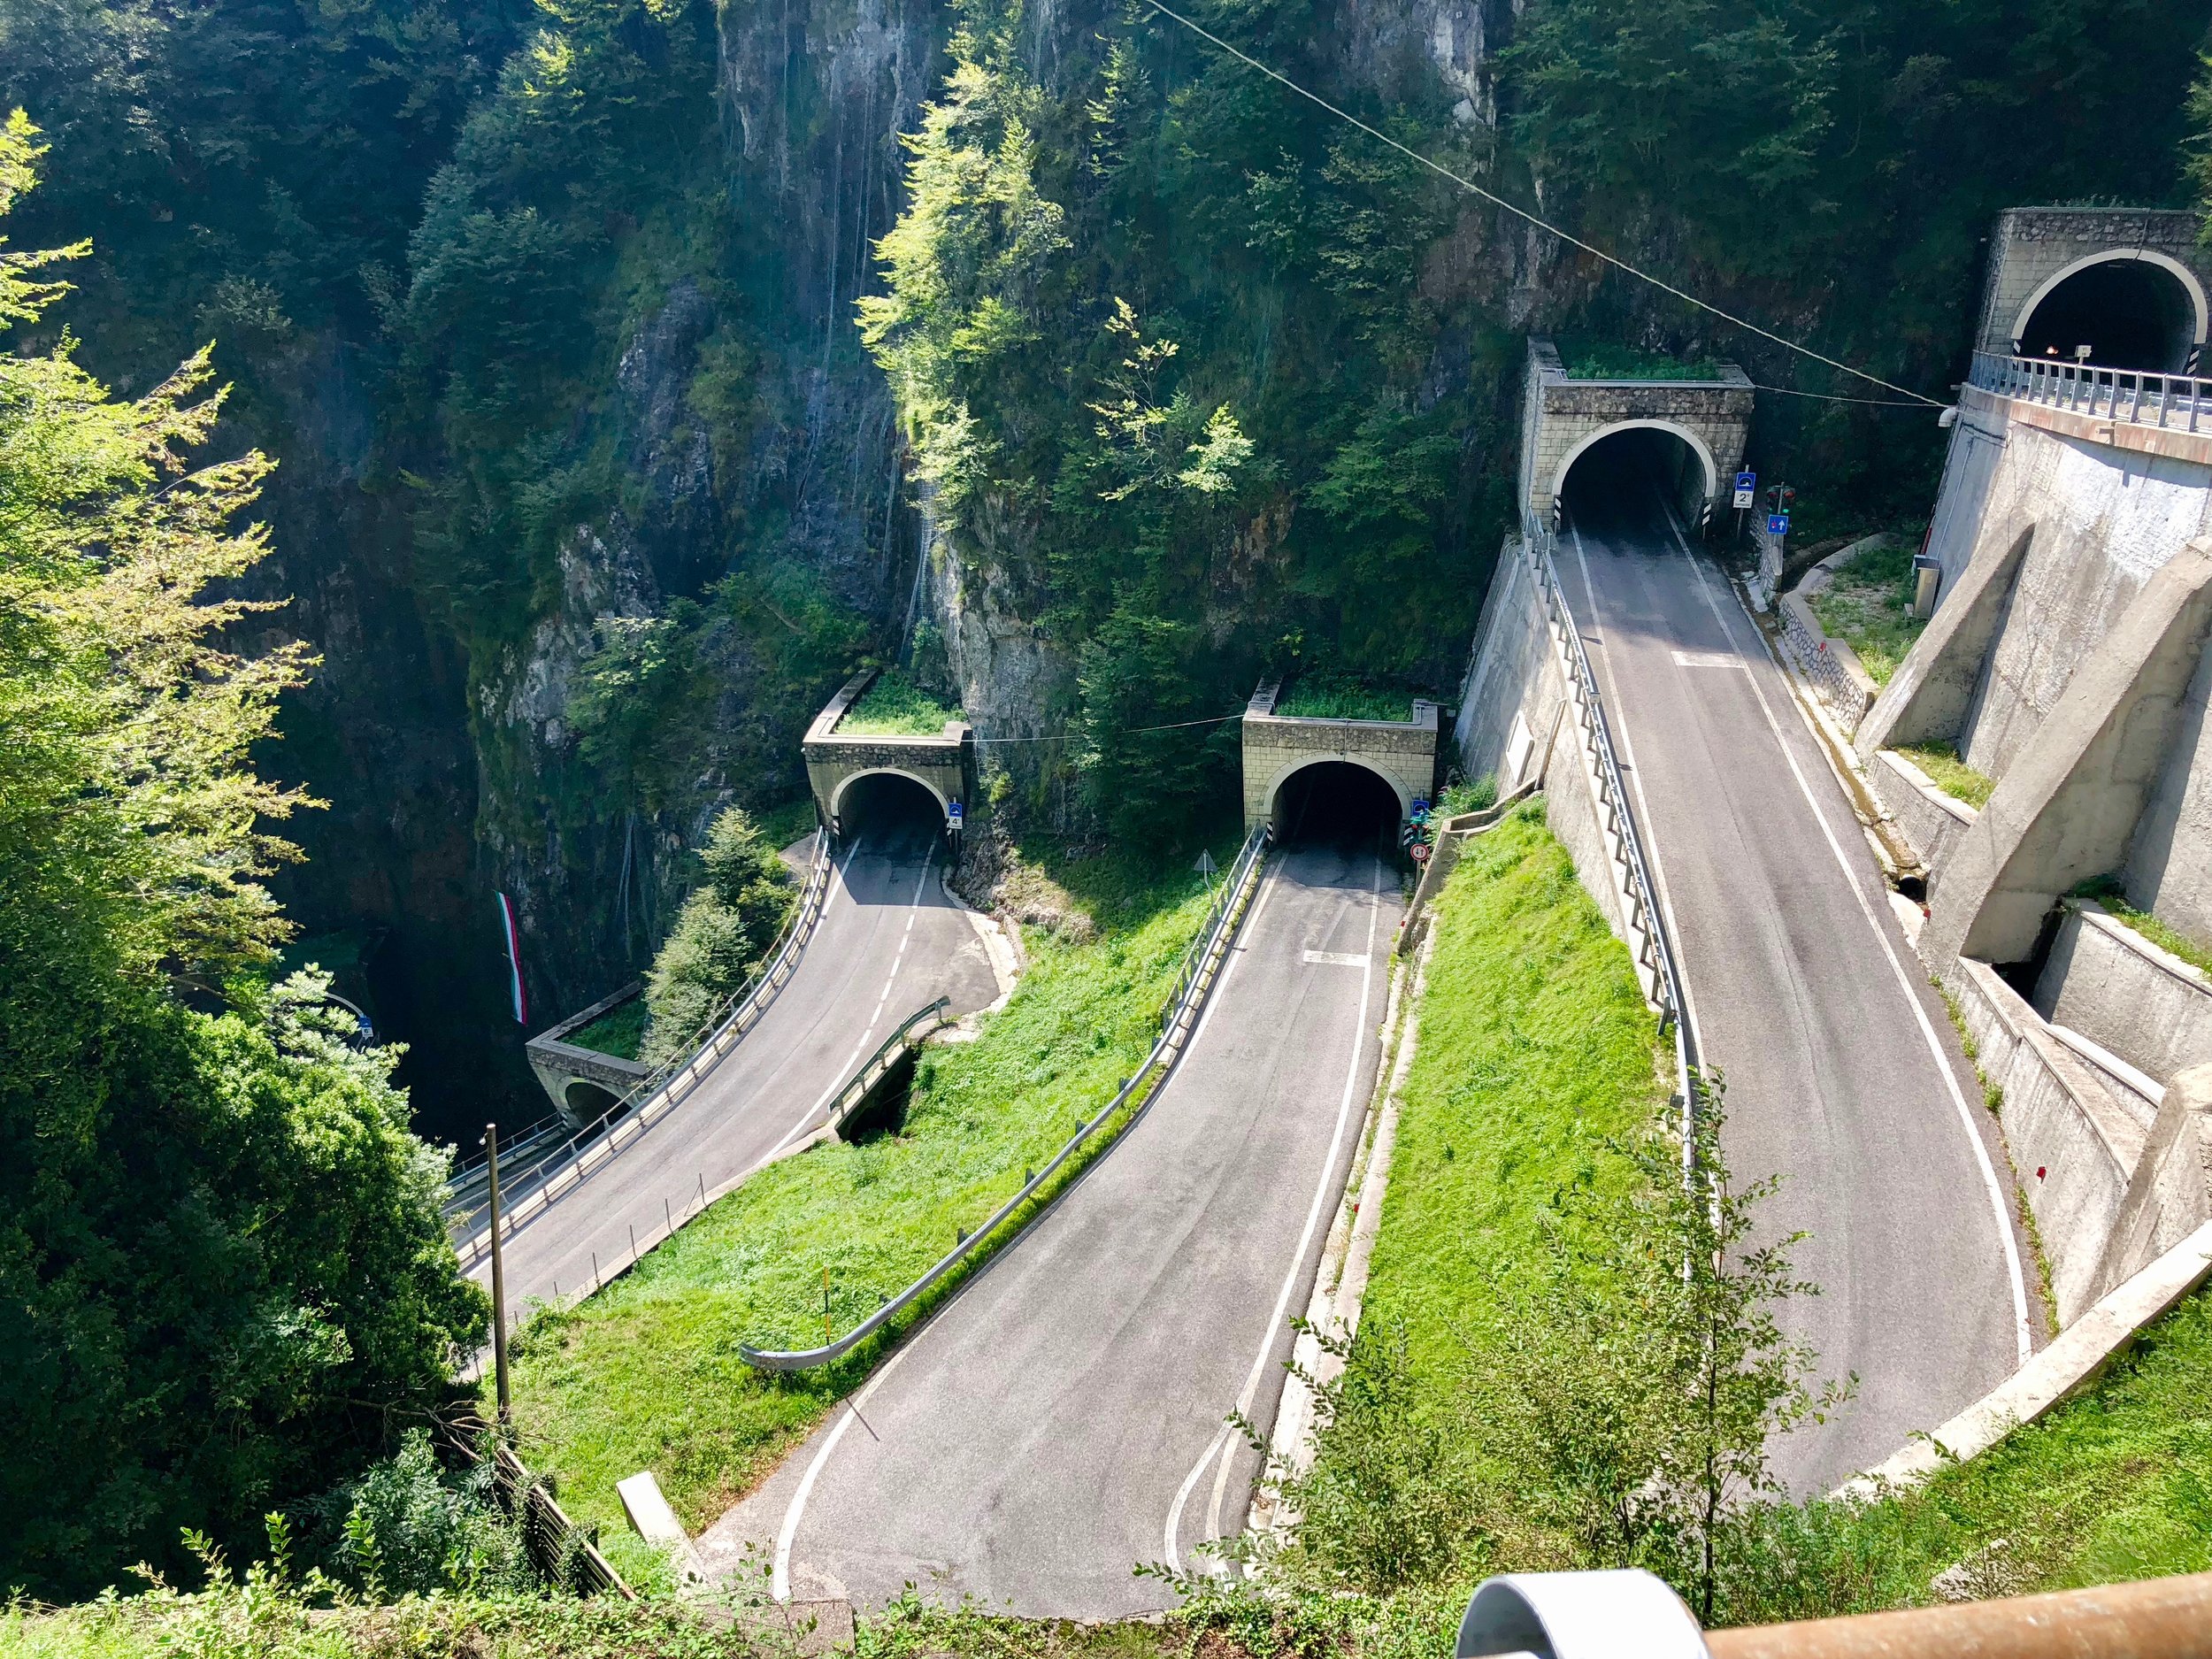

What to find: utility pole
left=486, top=1122, right=511, bottom=1422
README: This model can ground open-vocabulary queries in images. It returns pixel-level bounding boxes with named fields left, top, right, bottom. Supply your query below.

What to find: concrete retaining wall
left=1452, top=540, right=1629, bottom=947
left=2037, top=901, right=2212, bottom=1087
left=1866, top=749, right=1978, bottom=879
left=1951, top=957, right=2143, bottom=1325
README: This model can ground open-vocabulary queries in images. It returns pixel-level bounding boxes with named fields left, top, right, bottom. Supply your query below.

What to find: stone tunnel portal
left=2014, top=253, right=2206, bottom=373
left=1271, top=759, right=1406, bottom=852
left=565, top=1079, right=624, bottom=1121
left=1558, top=423, right=1713, bottom=536
left=831, top=769, right=948, bottom=849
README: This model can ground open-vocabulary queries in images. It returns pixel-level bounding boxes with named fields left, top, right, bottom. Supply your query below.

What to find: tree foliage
left=641, top=805, right=796, bottom=1062
left=0, top=118, right=482, bottom=1601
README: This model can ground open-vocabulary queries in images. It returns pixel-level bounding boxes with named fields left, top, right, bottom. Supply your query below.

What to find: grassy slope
left=502, top=841, right=1231, bottom=1536
left=1808, top=541, right=1926, bottom=687
left=1362, top=803, right=1664, bottom=1391
left=840, top=668, right=962, bottom=736
left=2074, top=878, right=2212, bottom=979
left=1783, top=1285, right=2212, bottom=1612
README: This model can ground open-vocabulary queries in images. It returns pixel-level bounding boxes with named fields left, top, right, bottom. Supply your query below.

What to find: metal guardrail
left=446, top=833, right=836, bottom=1266
left=1971, top=348, right=2212, bottom=433
left=1526, top=515, right=1700, bottom=1109
left=826, top=997, right=952, bottom=1139
left=741, top=823, right=1273, bottom=1371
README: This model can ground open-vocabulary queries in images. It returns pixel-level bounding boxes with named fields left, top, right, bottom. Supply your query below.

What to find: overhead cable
left=972, top=712, right=1243, bottom=743
left=1143, top=0, right=1946, bottom=409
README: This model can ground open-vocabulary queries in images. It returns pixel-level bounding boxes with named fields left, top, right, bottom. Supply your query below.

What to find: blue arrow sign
left=1768, top=513, right=1790, bottom=535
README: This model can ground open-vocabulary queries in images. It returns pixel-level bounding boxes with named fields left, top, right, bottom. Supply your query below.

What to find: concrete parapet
left=1923, top=540, right=2212, bottom=970
left=1517, top=336, right=1753, bottom=527
left=2037, top=901, right=2212, bottom=1087
left=1240, top=680, right=1438, bottom=833
left=801, top=668, right=974, bottom=838
left=1866, top=749, right=1978, bottom=879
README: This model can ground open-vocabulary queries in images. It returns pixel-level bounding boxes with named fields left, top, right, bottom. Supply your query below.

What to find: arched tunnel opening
left=1559, top=426, right=1709, bottom=541
left=1272, top=761, right=1404, bottom=854
left=565, top=1079, right=624, bottom=1125
left=2016, top=258, right=2199, bottom=373
left=836, top=769, right=945, bottom=851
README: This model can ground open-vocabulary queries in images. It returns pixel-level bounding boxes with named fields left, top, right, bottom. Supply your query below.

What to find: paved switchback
left=1561, top=476, right=2033, bottom=1493
left=707, top=841, right=1399, bottom=1618
left=478, top=819, right=1002, bottom=1312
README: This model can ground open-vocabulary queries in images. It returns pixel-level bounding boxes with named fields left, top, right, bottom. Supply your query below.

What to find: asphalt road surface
left=1560, top=465, right=2033, bottom=1493
left=726, top=836, right=1400, bottom=1618
left=476, top=816, right=1002, bottom=1313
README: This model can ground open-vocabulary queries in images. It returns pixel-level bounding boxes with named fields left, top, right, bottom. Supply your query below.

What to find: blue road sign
left=1768, top=513, right=1791, bottom=535
left=1735, top=471, right=1756, bottom=491
left=948, top=801, right=964, bottom=821
left=1412, top=797, right=1429, bottom=814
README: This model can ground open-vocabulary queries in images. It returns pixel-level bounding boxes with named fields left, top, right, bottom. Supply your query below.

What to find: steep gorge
left=3, top=0, right=2200, bottom=1141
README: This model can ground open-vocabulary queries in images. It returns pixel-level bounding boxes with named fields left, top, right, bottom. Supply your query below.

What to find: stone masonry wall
left=1976, top=207, right=2212, bottom=358
left=1519, top=337, right=1755, bottom=524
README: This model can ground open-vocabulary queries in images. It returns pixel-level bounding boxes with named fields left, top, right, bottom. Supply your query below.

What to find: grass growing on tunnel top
left=496, top=831, right=1240, bottom=1539
left=838, top=666, right=962, bottom=735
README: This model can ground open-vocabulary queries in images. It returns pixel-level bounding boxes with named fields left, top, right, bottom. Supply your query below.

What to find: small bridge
left=803, top=669, right=974, bottom=842
left=1518, top=336, right=1753, bottom=534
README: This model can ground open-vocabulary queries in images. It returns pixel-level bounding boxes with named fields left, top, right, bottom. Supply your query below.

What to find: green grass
left=1361, top=803, right=1665, bottom=1393
left=1807, top=540, right=1925, bottom=686
left=565, top=995, right=646, bottom=1061
left=1559, top=338, right=1725, bottom=381
left=1892, top=741, right=1996, bottom=809
left=1746, top=1284, right=2212, bottom=1615
left=1276, top=676, right=1412, bottom=723
left=2073, top=877, right=2212, bottom=979
left=500, top=837, right=1236, bottom=1538
left=838, top=667, right=962, bottom=736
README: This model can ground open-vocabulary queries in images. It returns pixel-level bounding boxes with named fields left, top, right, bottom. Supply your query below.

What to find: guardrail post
left=486, top=1122, right=511, bottom=1421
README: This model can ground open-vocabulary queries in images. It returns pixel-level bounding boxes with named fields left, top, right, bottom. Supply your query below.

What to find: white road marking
left=1652, top=506, right=2034, bottom=1364
left=1671, top=649, right=1740, bottom=668
left=1165, top=856, right=1384, bottom=1574
left=1567, top=522, right=1710, bottom=1068
left=761, top=844, right=935, bottom=1162
left=775, top=850, right=1286, bottom=1602
left=1302, top=949, right=1367, bottom=966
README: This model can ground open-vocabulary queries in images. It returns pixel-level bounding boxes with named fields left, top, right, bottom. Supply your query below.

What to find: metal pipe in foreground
left=1457, top=1568, right=2212, bottom=1659
left=1704, top=1571, right=2212, bottom=1659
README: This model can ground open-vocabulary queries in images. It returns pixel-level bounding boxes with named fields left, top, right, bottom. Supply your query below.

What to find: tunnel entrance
left=1559, top=424, right=1710, bottom=537
left=565, top=1079, right=624, bottom=1123
left=2016, top=257, right=2200, bottom=373
left=836, top=769, right=945, bottom=848
left=1273, top=760, right=1403, bottom=853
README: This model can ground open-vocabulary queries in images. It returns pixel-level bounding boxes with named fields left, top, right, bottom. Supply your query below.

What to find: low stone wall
left=2037, top=901, right=2212, bottom=1087
left=1952, top=958, right=2145, bottom=1325
left=1867, top=749, right=1978, bottom=879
